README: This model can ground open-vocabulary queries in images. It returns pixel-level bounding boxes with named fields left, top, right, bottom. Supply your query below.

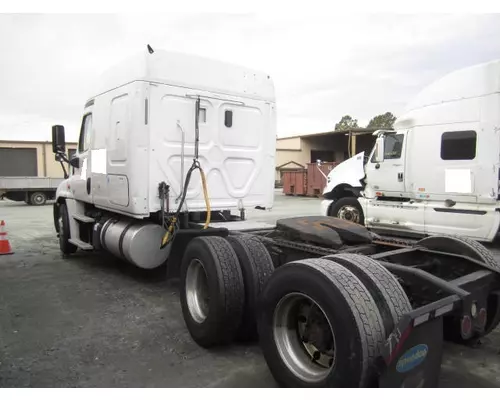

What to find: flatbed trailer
left=159, top=216, right=500, bottom=388
left=0, top=177, right=63, bottom=205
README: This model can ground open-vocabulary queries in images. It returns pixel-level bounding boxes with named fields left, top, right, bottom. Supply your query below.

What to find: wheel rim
left=185, top=259, right=210, bottom=324
left=273, top=292, right=336, bottom=383
left=337, top=205, right=360, bottom=223
left=34, top=194, right=44, bottom=204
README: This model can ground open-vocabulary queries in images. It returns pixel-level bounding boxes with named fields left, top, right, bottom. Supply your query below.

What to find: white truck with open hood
left=321, top=59, right=500, bottom=242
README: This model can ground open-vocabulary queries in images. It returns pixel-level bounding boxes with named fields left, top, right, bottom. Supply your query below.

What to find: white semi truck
left=321, top=59, right=500, bottom=243
left=51, top=49, right=500, bottom=388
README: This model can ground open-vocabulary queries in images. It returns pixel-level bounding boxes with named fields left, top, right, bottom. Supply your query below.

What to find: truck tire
left=226, top=234, right=274, bottom=341
left=58, top=203, right=77, bottom=255
left=30, top=192, right=47, bottom=206
left=329, top=197, right=364, bottom=225
left=257, top=258, right=384, bottom=387
left=416, top=235, right=500, bottom=338
left=180, top=236, right=245, bottom=348
left=323, top=253, right=412, bottom=335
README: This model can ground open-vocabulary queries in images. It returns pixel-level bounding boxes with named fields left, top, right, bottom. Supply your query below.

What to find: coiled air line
left=161, top=96, right=211, bottom=249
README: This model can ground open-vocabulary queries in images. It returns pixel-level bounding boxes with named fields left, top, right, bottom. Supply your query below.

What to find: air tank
left=100, top=218, right=171, bottom=269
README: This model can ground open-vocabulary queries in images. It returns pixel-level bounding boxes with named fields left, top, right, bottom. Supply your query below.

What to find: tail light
left=477, top=308, right=487, bottom=329
left=461, top=315, right=472, bottom=339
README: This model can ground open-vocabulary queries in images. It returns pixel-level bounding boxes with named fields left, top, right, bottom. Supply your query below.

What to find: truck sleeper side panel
left=90, top=81, right=150, bottom=218
left=148, top=83, right=275, bottom=214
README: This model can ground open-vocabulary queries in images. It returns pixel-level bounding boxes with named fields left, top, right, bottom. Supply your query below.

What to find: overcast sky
left=1, top=13, right=500, bottom=142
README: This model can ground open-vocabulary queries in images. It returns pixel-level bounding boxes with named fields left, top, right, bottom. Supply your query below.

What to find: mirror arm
left=55, top=150, right=70, bottom=179
left=55, top=151, right=69, bottom=163
left=59, top=160, right=69, bottom=179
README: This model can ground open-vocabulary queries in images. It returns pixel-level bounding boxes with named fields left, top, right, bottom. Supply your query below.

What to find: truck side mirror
left=52, top=125, right=66, bottom=153
left=374, top=136, right=385, bottom=163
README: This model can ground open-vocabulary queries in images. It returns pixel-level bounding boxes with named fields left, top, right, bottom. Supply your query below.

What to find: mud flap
left=378, top=317, right=444, bottom=388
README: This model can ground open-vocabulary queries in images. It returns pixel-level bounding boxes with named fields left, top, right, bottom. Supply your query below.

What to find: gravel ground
left=1, top=192, right=499, bottom=387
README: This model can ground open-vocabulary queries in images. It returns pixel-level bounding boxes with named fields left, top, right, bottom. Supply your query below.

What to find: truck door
left=365, top=131, right=407, bottom=196
left=363, top=130, right=426, bottom=236
left=70, top=112, right=93, bottom=203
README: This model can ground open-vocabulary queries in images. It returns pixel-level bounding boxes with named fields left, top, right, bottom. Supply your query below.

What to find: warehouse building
left=275, top=128, right=376, bottom=185
left=2, top=129, right=375, bottom=184
left=0, top=140, right=78, bottom=178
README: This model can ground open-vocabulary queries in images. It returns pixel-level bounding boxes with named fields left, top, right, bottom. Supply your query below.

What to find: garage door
left=0, top=148, right=38, bottom=176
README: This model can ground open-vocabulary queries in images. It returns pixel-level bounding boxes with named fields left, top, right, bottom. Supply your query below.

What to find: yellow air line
left=199, top=167, right=211, bottom=229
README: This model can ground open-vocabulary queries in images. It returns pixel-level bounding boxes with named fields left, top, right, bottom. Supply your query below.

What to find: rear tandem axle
left=169, top=216, right=500, bottom=388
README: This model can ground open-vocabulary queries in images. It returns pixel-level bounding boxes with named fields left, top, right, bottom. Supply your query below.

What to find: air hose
left=160, top=161, right=210, bottom=248
left=160, top=96, right=211, bottom=249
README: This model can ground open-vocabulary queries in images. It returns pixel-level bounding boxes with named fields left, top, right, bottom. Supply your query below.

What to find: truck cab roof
left=405, top=59, right=500, bottom=112
left=86, top=50, right=275, bottom=104
left=395, top=59, right=500, bottom=130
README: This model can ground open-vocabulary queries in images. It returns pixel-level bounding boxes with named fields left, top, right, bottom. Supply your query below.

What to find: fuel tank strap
left=118, top=221, right=136, bottom=259
left=100, top=219, right=117, bottom=252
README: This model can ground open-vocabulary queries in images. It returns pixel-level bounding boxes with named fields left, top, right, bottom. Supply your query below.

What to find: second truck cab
left=322, top=59, right=500, bottom=242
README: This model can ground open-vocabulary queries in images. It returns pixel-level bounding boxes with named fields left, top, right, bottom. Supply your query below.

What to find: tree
left=335, top=115, right=359, bottom=131
left=367, top=112, right=396, bottom=129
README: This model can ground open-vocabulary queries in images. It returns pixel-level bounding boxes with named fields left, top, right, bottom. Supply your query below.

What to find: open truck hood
left=322, top=152, right=366, bottom=195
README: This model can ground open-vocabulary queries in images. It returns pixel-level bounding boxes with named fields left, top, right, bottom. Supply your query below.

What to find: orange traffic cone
left=0, top=220, right=14, bottom=255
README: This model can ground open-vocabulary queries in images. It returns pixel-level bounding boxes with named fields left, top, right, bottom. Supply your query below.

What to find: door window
left=78, top=114, right=93, bottom=153
left=384, top=134, right=404, bottom=159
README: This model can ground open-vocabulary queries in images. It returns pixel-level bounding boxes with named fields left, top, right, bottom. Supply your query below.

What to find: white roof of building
left=405, top=59, right=500, bottom=112
left=90, top=50, right=275, bottom=102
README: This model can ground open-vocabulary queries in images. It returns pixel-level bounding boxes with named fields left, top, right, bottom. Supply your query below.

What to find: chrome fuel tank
left=100, top=218, right=171, bottom=269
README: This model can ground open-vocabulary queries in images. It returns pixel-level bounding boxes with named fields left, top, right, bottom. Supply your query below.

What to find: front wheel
left=58, top=203, right=77, bottom=255
left=329, top=197, right=364, bottom=225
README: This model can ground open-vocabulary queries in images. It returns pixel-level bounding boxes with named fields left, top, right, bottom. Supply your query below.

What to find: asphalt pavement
left=0, top=191, right=499, bottom=387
